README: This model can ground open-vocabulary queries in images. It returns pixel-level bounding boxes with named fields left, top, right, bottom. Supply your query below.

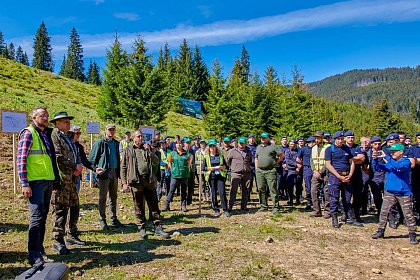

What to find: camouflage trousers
left=378, top=191, right=417, bottom=233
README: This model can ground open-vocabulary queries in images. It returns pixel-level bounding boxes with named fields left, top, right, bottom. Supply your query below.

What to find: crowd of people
left=17, top=106, right=419, bottom=269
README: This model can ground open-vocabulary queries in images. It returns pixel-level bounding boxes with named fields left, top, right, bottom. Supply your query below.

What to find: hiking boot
left=339, top=213, right=347, bottom=223
left=346, top=217, right=364, bottom=227
left=100, top=220, right=109, bottom=230
left=139, top=226, right=148, bottom=240
left=287, top=201, right=293, bottom=206
left=257, top=207, right=269, bottom=213
left=154, top=225, right=170, bottom=239
left=162, top=204, right=171, bottom=212
left=371, top=228, right=385, bottom=239
left=66, top=234, right=86, bottom=246
left=304, top=205, right=312, bottom=211
left=332, top=213, right=340, bottom=228
left=295, top=200, right=301, bottom=205
left=224, top=211, right=231, bottom=217
left=213, top=210, right=221, bottom=217
left=181, top=203, right=188, bottom=212
left=309, top=212, right=322, bottom=218
left=240, top=207, right=249, bottom=213
left=409, top=233, right=418, bottom=245
left=355, top=217, right=364, bottom=223
left=52, top=243, right=70, bottom=255
left=110, top=219, right=124, bottom=228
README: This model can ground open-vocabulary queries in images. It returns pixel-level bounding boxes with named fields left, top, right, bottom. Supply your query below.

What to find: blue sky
left=1, top=0, right=420, bottom=82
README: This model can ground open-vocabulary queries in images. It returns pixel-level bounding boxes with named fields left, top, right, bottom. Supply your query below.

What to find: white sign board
left=140, top=126, right=155, bottom=144
left=1, top=111, right=28, bottom=133
left=86, top=121, right=100, bottom=134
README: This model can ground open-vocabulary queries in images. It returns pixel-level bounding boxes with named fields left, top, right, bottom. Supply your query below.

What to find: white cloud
left=11, top=0, right=420, bottom=59
left=113, top=12, right=140, bottom=22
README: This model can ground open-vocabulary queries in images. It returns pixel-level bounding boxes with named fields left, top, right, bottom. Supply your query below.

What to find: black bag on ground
left=15, top=262, right=69, bottom=280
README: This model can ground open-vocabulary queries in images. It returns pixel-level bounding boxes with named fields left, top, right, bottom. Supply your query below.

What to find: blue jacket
left=372, top=155, right=412, bottom=196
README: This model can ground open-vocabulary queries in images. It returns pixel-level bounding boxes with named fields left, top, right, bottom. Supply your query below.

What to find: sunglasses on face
left=74, top=132, right=82, bottom=135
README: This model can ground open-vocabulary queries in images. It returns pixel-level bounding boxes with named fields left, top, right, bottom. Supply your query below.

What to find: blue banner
left=178, top=97, right=203, bottom=119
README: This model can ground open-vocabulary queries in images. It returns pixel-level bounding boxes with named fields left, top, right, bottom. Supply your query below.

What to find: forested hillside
left=309, top=67, right=420, bottom=121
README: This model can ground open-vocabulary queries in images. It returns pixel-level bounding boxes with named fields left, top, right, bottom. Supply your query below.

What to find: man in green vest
left=255, top=132, right=284, bottom=214
left=17, top=106, right=61, bottom=266
left=50, top=112, right=83, bottom=255
left=119, top=130, right=133, bottom=155
left=309, top=131, right=331, bottom=218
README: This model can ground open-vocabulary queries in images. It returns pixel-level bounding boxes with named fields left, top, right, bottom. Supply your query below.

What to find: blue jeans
left=28, top=180, right=53, bottom=264
left=165, top=178, right=188, bottom=207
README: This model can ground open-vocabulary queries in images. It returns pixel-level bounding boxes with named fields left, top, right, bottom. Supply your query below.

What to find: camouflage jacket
left=52, top=128, right=81, bottom=180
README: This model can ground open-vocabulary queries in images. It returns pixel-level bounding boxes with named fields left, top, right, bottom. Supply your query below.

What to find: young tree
left=0, top=31, right=5, bottom=56
left=61, top=27, right=85, bottom=81
left=32, top=22, right=54, bottom=71
left=86, top=60, right=101, bottom=85
left=59, top=55, right=67, bottom=75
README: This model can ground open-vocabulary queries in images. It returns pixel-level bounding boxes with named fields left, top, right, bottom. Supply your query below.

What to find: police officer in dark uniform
left=285, top=140, right=300, bottom=206
left=297, top=136, right=315, bottom=210
left=344, top=131, right=366, bottom=224
left=365, top=136, right=385, bottom=216
left=325, top=131, right=362, bottom=228
left=247, top=134, right=258, bottom=198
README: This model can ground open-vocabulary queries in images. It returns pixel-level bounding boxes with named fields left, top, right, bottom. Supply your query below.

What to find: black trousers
left=131, top=179, right=161, bottom=228
left=209, top=174, right=227, bottom=211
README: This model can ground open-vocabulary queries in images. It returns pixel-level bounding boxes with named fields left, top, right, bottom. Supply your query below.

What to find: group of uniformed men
left=18, top=106, right=419, bottom=267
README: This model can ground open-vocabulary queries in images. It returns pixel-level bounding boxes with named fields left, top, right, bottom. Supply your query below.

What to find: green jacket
left=170, top=150, right=190, bottom=179
left=90, top=136, right=120, bottom=179
left=121, top=143, right=159, bottom=185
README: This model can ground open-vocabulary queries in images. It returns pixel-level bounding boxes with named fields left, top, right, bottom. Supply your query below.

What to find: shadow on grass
left=0, top=251, right=28, bottom=279
left=167, top=226, right=220, bottom=236
left=80, top=223, right=139, bottom=235
left=79, top=203, right=98, bottom=211
left=0, top=223, right=27, bottom=233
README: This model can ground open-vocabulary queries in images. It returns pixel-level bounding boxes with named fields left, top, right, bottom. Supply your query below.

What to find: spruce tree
left=86, top=60, right=101, bottom=85
left=239, top=45, right=250, bottom=84
left=32, top=22, right=54, bottom=71
left=22, top=52, right=29, bottom=66
left=15, top=46, right=26, bottom=64
left=59, top=55, right=67, bottom=75
left=173, top=39, right=193, bottom=99
left=62, top=27, right=85, bottom=81
left=0, top=31, right=6, bottom=56
left=7, top=42, right=15, bottom=60
left=191, top=46, right=210, bottom=102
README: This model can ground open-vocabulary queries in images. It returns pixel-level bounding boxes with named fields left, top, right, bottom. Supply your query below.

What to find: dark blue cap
left=416, top=132, right=420, bottom=137
left=163, top=136, right=170, bottom=141
left=306, top=136, right=315, bottom=142
left=159, top=139, right=165, bottom=143
left=290, top=139, right=298, bottom=144
left=332, top=131, right=344, bottom=139
left=386, top=133, right=399, bottom=141
left=248, top=134, right=255, bottom=138
left=298, top=137, right=304, bottom=141
left=406, top=136, right=411, bottom=140
left=344, top=131, right=354, bottom=137
left=155, top=131, right=161, bottom=135
left=231, top=138, right=236, bottom=142
left=281, top=136, right=287, bottom=140
left=370, top=136, right=381, bottom=143
left=323, top=132, right=331, bottom=137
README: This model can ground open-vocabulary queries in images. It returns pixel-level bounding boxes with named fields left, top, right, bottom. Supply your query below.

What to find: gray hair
left=31, top=106, right=48, bottom=118
left=70, top=124, right=81, bottom=132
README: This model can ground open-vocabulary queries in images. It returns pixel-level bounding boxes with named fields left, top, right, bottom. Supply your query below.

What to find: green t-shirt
left=255, top=143, right=282, bottom=170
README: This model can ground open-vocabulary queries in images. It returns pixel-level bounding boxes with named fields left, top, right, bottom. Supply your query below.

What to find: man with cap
left=278, top=136, right=289, bottom=200
left=298, top=137, right=305, bottom=150
left=371, top=143, right=418, bottom=245
left=297, top=136, right=315, bottom=210
left=184, top=137, right=196, bottom=205
left=17, top=106, right=61, bottom=265
left=157, top=139, right=171, bottom=201
left=50, top=111, right=83, bottom=254
left=323, top=132, right=331, bottom=145
left=90, top=124, right=122, bottom=230
left=227, top=136, right=252, bottom=214
left=121, top=130, right=169, bottom=240
left=195, top=139, right=210, bottom=201
left=408, top=132, right=420, bottom=221
left=325, top=131, right=361, bottom=228
left=192, top=136, right=201, bottom=154
left=284, top=139, right=302, bottom=206
left=154, top=131, right=161, bottom=142
left=405, top=136, right=412, bottom=148
left=364, top=136, right=385, bottom=216
left=119, top=130, right=133, bottom=156
left=344, top=130, right=366, bottom=224
left=255, top=132, right=284, bottom=213
left=309, top=131, right=331, bottom=218
left=246, top=134, right=258, bottom=196
left=222, top=136, right=232, bottom=183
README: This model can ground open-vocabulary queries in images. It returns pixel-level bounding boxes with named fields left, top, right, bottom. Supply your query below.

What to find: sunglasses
left=74, top=132, right=82, bottom=135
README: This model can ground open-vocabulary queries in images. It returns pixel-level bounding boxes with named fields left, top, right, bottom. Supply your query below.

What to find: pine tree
left=98, top=34, right=129, bottom=122
left=15, top=46, right=25, bottom=63
left=21, top=52, right=29, bottom=66
left=239, top=45, right=250, bottom=84
left=86, top=60, right=101, bottom=85
left=32, top=22, right=54, bottom=71
left=0, top=31, right=6, bottom=56
left=172, top=39, right=193, bottom=99
left=7, top=42, right=15, bottom=60
left=191, top=46, right=210, bottom=102
left=59, top=55, right=67, bottom=75
left=371, top=99, right=402, bottom=138
left=61, top=27, right=85, bottom=81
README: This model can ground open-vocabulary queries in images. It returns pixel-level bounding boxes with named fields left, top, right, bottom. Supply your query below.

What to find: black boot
left=388, top=214, right=398, bottom=229
left=331, top=213, right=339, bottom=228
left=371, top=228, right=385, bottom=239
left=409, top=233, right=419, bottom=245
left=339, top=213, right=347, bottom=223
left=181, top=202, right=188, bottom=212
left=346, top=217, right=364, bottom=227
left=66, top=233, right=86, bottom=246
left=154, top=224, right=169, bottom=239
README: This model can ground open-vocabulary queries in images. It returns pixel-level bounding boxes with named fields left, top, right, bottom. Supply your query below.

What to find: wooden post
left=198, top=157, right=202, bottom=215
left=89, top=134, right=93, bottom=188
left=12, top=134, right=17, bottom=194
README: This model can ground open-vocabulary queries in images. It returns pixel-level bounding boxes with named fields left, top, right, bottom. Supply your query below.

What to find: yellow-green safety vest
left=160, top=148, right=169, bottom=170
left=311, top=143, right=331, bottom=173
left=23, top=126, right=55, bottom=182
left=204, top=154, right=226, bottom=181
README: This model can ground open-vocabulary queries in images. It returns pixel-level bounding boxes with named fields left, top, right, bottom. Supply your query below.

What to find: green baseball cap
left=183, top=137, right=191, bottom=143
left=261, top=132, right=270, bottom=138
left=223, top=136, right=231, bottom=142
left=388, top=143, right=405, bottom=151
left=238, top=137, right=247, bottom=144
left=208, top=139, right=217, bottom=146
